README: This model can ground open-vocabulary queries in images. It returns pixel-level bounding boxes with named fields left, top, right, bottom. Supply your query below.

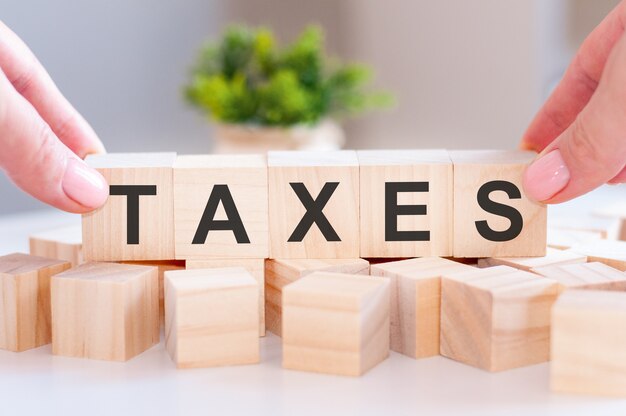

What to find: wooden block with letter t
left=82, top=153, right=177, bottom=261
left=268, top=151, right=359, bottom=258
left=174, top=155, right=268, bottom=260
left=29, top=225, right=83, bottom=267
left=358, top=150, right=453, bottom=257
left=449, top=150, right=546, bottom=258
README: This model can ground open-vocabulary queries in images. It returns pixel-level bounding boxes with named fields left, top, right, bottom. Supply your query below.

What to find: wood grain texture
left=440, top=265, right=559, bottom=372
left=569, top=240, right=626, bottom=271
left=357, top=150, right=453, bottom=257
left=186, top=258, right=265, bottom=336
left=532, top=262, right=626, bottom=293
left=370, top=257, right=475, bottom=359
left=51, top=262, right=159, bottom=361
left=0, top=253, right=71, bottom=352
left=546, top=227, right=603, bottom=250
left=173, top=155, right=268, bottom=259
left=29, top=225, right=83, bottom=266
left=264, top=258, right=369, bottom=336
left=282, top=271, right=390, bottom=376
left=551, top=290, right=626, bottom=396
left=82, top=153, right=177, bottom=261
left=449, top=150, right=547, bottom=257
left=268, top=151, right=360, bottom=258
left=477, top=247, right=587, bottom=272
left=164, top=267, right=259, bottom=369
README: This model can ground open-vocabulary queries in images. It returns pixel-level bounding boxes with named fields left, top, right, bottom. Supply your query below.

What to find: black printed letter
left=385, top=182, right=430, bottom=241
left=288, top=182, right=341, bottom=242
left=475, top=180, right=523, bottom=242
left=192, top=184, right=250, bottom=244
left=109, top=185, right=157, bottom=245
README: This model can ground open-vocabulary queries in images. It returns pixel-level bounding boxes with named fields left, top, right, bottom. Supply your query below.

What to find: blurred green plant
left=184, top=25, right=394, bottom=126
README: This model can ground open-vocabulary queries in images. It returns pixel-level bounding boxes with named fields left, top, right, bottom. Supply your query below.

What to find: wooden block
left=186, top=258, right=265, bottom=336
left=268, top=151, right=360, bottom=258
left=29, top=225, right=83, bottom=266
left=164, top=268, right=259, bottom=369
left=548, top=213, right=621, bottom=240
left=357, top=149, right=453, bottom=257
left=593, top=200, right=626, bottom=240
left=0, top=253, right=71, bottom=352
left=532, top=262, right=626, bottom=293
left=264, top=258, right=369, bottom=336
left=547, top=227, right=603, bottom=250
left=569, top=240, right=626, bottom=271
left=449, top=150, right=547, bottom=257
left=282, top=271, right=390, bottom=376
left=440, top=265, right=559, bottom=371
left=173, top=155, right=268, bottom=259
left=551, top=290, right=626, bottom=396
left=82, top=153, right=177, bottom=261
left=370, top=257, right=475, bottom=359
left=51, top=262, right=159, bottom=361
left=477, top=247, right=587, bottom=272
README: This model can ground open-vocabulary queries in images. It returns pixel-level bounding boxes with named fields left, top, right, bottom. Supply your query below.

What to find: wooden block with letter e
left=51, top=262, right=159, bottom=361
left=358, top=149, right=453, bottom=257
left=569, top=240, right=626, bottom=271
left=449, top=150, right=547, bottom=257
left=164, top=267, right=259, bottom=369
left=268, top=151, right=359, bottom=258
left=532, top=262, right=626, bottom=293
left=82, top=153, right=177, bottom=261
left=551, top=290, right=626, bottom=397
left=174, top=154, right=268, bottom=260
left=0, top=253, right=71, bottom=352
left=186, top=258, right=265, bottom=336
left=440, top=265, right=559, bottom=372
left=282, top=271, right=389, bottom=376
left=264, top=258, right=369, bottom=336
left=29, top=225, right=83, bottom=267
left=370, top=257, right=475, bottom=359
left=477, top=247, right=587, bottom=272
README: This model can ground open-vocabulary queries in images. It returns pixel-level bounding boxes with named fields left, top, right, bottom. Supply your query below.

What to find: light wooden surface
left=282, top=271, right=390, bottom=376
left=593, top=201, right=626, bottom=240
left=569, top=240, right=626, bottom=271
left=51, top=262, right=159, bottom=361
left=477, top=247, right=587, bottom=272
left=546, top=227, right=603, bottom=250
left=357, top=150, right=453, bottom=257
left=532, top=262, right=626, bottom=293
left=164, top=267, right=259, bottom=369
left=29, top=225, right=83, bottom=266
left=547, top=213, right=622, bottom=240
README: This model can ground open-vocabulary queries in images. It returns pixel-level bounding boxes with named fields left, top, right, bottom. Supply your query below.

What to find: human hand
left=521, top=2, right=626, bottom=203
left=0, top=21, right=108, bottom=213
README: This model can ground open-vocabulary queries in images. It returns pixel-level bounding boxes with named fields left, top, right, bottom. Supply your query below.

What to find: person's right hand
left=0, top=21, right=108, bottom=213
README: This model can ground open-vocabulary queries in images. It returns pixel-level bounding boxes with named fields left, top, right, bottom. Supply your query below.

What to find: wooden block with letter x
left=532, top=262, right=626, bottom=293
left=174, top=155, right=268, bottom=260
left=358, top=149, right=453, bottom=257
left=477, top=247, right=587, bottom=272
left=82, top=153, right=177, bottom=261
left=449, top=150, right=547, bottom=258
left=29, top=224, right=83, bottom=267
left=268, top=151, right=359, bottom=258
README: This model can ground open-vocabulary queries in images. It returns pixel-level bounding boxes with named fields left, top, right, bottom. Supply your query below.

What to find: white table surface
left=0, top=185, right=624, bottom=416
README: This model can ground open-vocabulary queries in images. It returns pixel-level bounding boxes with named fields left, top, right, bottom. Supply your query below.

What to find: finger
left=0, top=21, right=105, bottom=158
left=0, top=68, right=108, bottom=213
left=609, top=166, right=626, bottom=184
left=521, top=1, right=626, bottom=152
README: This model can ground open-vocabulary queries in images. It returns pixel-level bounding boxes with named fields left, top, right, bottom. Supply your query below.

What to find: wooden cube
left=265, top=258, right=369, bottom=336
left=164, top=268, right=259, bottom=369
left=51, top=262, right=159, bottom=361
left=173, top=155, right=268, bottom=259
left=370, top=257, right=475, bottom=359
left=357, top=150, right=453, bottom=257
left=551, top=290, right=626, bottom=396
left=440, top=265, right=559, bottom=371
left=0, top=253, right=71, bottom=352
left=82, top=153, right=177, bottom=261
left=547, top=227, right=603, bottom=250
left=29, top=225, right=83, bottom=266
left=268, top=151, right=360, bottom=258
left=593, top=201, right=626, bottom=240
left=477, top=247, right=587, bottom=272
left=548, top=213, right=621, bottom=240
left=186, top=258, right=265, bottom=336
left=532, top=262, right=626, bottom=293
left=449, top=151, right=547, bottom=257
left=282, top=271, right=390, bottom=376
left=569, top=240, right=626, bottom=271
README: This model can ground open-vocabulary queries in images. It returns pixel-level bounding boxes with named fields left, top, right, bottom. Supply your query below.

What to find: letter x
left=288, top=182, right=341, bottom=242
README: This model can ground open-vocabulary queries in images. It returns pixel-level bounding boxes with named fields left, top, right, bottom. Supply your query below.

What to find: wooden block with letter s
left=29, top=225, right=83, bottom=267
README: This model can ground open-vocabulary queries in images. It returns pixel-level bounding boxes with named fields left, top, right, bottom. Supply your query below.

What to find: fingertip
left=61, top=158, right=108, bottom=211
left=522, top=149, right=571, bottom=203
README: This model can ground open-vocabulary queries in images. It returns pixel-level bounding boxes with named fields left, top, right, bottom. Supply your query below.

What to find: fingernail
left=62, top=158, right=108, bottom=208
left=523, top=149, right=571, bottom=202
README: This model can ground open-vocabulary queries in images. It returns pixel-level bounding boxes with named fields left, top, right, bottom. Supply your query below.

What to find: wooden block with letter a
left=264, top=258, right=369, bottom=336
left=51, top=262, right=159, bottom=361
left=164, top=268, right=259, bottom=369
left=0, top=253, right=71, bottom=352
left=440, top=265, right=559, bottom=371
left=477, top=247, right=587, bottom=272
left=551, top=290, right=626, bottom=397
left=532, top=262, right=626, bottom=293
left=370, top=257, right=475, bottom=359
left=174, top=155, right=268, bottom=260
left=82, top=153, right=177, bottom=261
left=29, top=225, right=83, bottom=267
left=449, top=150, right=547, bottom=257
left=268, top=151, right=359, bottom=258
left=358, top=149, right=453, bottom=257
left=282, top=271, right=389, bottom=376
left=569, top=240, right=626, bottom=271
left=186, top=258, right=265, bottom=336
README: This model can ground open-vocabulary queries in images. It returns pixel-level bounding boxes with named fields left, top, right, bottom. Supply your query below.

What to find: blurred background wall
left=0, top=0, right=619, bottom=214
